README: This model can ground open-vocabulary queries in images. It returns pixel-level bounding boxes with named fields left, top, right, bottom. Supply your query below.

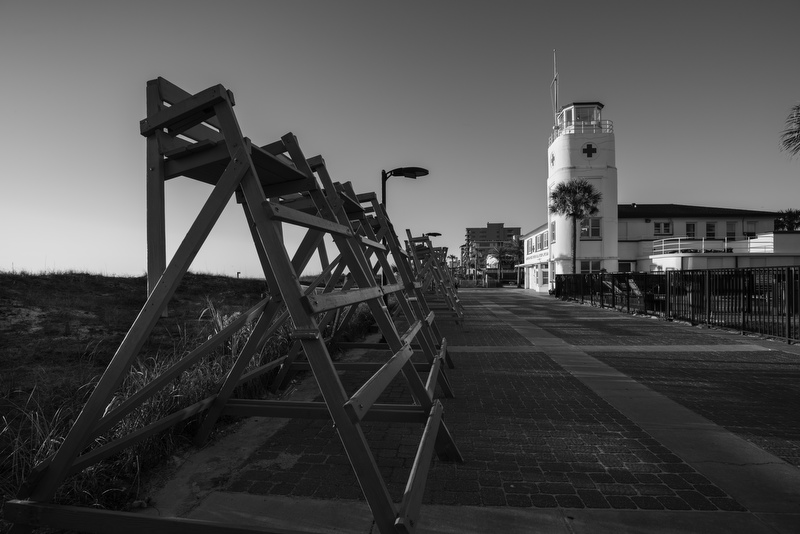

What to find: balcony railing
left=653, top=236, right=775, bottom=255
left=549, top=120, right=614, bottom=145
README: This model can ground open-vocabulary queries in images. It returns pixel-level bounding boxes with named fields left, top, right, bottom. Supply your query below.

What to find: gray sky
left=2, top=0, right=799, bottom=277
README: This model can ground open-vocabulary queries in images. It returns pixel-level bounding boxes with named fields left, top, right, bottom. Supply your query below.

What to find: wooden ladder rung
left=344, top=343, right=414, bottom=422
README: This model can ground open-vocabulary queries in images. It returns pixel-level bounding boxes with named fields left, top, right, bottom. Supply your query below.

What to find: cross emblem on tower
left=582, top=143, right=597, bottom=158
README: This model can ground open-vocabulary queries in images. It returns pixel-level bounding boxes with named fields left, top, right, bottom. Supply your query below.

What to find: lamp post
left=381, top=167, right=429, bottom=210
left=380, top=166, right=428, bottom=306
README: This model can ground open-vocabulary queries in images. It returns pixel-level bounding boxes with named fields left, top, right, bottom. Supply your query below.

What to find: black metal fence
left=554, top=267, right=800, bottom=343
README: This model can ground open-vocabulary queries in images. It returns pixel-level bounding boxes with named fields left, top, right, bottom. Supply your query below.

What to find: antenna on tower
left=550, top=49, right=559, bottom=128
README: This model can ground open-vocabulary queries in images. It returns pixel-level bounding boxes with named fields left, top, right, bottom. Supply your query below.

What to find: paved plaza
left=178, top=289, right=800, bottom=533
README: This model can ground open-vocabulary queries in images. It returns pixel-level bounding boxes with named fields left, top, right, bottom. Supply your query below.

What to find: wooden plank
left=250, top=143, right=309, bottom=183
left=149, top=77, right=224, bottom=132
left=359, top=236, right=386, bottom=251
left=263, top=201, right=353, bottom=237
left=4, top=500, right=305, bottom=534
left=222, top=400, right=427, bottom=423
left=395, top=401, right=444, bottom=534
left=235, top=355, right=287, bottom=386
left=140, top=84, right=229, bottom=136
left=343, top=344, right=414, bottom=422
left=302, top=286, right=383, bottom=314
left=289, top=361, right=432, bottom=373
left=163, top=138, right=218, bottom=160
left=425, top=356, right=443, bottom=400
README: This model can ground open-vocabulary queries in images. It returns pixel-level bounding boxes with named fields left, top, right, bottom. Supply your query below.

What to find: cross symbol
left=582, top=144, right=597, bottom=157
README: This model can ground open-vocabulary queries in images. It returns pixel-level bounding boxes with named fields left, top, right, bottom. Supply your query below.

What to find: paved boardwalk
left=187, top=289, right=800, bottom=533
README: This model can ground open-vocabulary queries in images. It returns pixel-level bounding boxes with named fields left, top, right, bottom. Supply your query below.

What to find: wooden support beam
left=263, top=201, right=353, bottom=237
left=222, top=399, right=428, bottom=424
left=343, top=344, right=414, bottom=422
left=140, top=84, right=230, bottom=136
left=4, top=500, right=306, bottom=534
left=302, top=286, right=383, bottom=314
left=395, top=401, right=444, bottom=534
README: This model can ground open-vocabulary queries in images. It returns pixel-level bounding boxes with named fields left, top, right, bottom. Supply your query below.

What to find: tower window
left=580, top=218, right=601, bottom=239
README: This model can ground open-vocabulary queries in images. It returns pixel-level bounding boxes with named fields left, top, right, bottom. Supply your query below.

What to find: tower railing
left=549, top=119, right=614, bottom=145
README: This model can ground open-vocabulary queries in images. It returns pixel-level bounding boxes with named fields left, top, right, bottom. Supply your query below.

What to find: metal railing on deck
left=554, top=267, right=800, bottom=343
left=549, top=120, right=614, bottom=145
left=652, top=236, right=775, bottom=255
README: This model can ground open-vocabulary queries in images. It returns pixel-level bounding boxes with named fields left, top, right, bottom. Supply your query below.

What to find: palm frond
left=780, top=103, right=800, bottom=157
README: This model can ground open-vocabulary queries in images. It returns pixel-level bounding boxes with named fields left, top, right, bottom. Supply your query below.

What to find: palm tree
left=776, top=208, right=800, bottom=231
left=548, top=178, right=602, bottom=274
left=780, top=103, right=800, bottom=157
left=488, top=241, right=522, bottom=284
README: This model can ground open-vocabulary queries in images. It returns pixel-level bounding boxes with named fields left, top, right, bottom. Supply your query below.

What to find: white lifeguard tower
left=547, top=101, right=619, bottom=275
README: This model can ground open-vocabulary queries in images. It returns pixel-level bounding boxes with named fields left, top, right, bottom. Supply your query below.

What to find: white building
left=520, top=101, right=792, bottom=293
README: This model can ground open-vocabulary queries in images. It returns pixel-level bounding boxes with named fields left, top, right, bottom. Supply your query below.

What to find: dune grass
left=0, top=270, right=375, bottom=531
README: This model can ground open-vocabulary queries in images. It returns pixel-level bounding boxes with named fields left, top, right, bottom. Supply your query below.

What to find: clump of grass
left=1, top=293, right=375, bottom=528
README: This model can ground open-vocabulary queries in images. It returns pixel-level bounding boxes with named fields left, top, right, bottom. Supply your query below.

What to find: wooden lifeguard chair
left=6, top=78, right=462, bottom=534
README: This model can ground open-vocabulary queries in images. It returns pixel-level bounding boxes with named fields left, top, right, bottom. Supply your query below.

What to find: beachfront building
left=519, top=101, right=792, bottom=292
left=462, top=222, right=521, bottom=282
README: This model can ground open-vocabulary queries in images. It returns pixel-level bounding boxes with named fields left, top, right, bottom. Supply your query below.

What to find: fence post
left=626, top=275, right=631, bottom=314
left=665, top=271, right=671, bottom=320
left=738, top=269, right=745, bottom=335
left=785, top=266, right=791, bottom=343
left=704, top=270, right=712, bottom=327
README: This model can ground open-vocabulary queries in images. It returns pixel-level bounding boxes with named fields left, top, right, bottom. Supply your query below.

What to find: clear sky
left=2, top=1, right=799, bottom=278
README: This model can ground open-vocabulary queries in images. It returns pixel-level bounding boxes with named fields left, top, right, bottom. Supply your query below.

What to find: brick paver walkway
left=223, top=289, right=800, bottom=520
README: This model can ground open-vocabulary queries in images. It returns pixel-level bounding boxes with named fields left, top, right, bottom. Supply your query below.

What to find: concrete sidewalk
left=158, top=289, right=800, bottom=533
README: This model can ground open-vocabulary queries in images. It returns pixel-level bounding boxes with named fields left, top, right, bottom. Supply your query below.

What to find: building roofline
left=618, top=203, right=777, bottom=219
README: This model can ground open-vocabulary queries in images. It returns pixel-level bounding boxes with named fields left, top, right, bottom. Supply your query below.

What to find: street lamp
left=381, top=167, right=429, bottom=210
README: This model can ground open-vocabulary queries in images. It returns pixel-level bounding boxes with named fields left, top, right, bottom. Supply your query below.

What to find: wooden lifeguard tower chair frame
left=405, top=232, right=464, bottom=324
left=5, top=78, right=462, bottom=534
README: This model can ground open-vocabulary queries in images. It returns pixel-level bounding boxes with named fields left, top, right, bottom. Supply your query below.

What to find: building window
left=543, top=231, right=548, bottom=248
left=525, top=238, right=533, bottom=255
left=726, top=221, right=736, bottom=240
left=744, top=221, right=756, bottom=237
left=618, top=261, right=633, bottom=273
left=580, top=218, right=601, bottom=239
left=550, top=221, right=556, bottom=243
left=542, top=264, right=549, bottom=284
left=580, top=260, right=601, bottom=273
left=706, top=222, right=716, bottom=238
left=686, top=222, right=696, bottom=238
left=654, top=221, right=672, bottom=236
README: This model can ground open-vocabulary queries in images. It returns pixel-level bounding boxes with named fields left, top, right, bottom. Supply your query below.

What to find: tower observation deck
left=549, top=102, right=613, bottom=146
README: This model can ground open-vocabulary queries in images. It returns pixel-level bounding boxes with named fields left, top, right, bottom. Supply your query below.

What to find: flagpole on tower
left=550, top=49, right=559, bottom=128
